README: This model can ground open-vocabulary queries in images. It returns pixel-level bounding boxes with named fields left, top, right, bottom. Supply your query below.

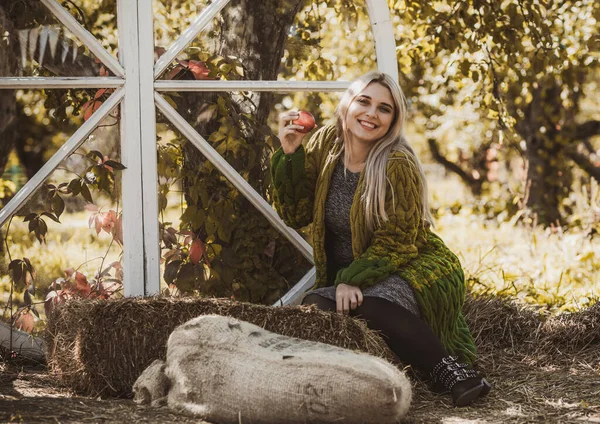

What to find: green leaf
left=28, top=218, right=38, bottom=234
left=9, top=259, right=25, bottom=285
left=158, top=193, right=168, bottom=212
left=23, top=213, right=37, bottom=222
left=180, top=206, right=206, bottom=230
left=42, top=211, right=61, bottom=223
left=205, top=216, right=217, bottom=236
left=51, top=194, right=65, bottom=218
left=104, top=160, right=127, bottom=170
left=175, top=263, right=197, bottom=292
left=68, top=178, right=82, bottom=196
left=164, top=260, right=183, bottom=285
left=80, top=183, right=93, bottom=203
left=35, top=218, right=47, bottom=243
left=219, top=63, right=232, bottom=74
left=23, top=257, right=37, bottom=281
left=87, top=150, right=104, bottom=161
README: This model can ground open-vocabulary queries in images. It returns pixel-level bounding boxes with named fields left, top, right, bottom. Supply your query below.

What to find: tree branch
left=566, top=150, right=600, bottom=183
left=427, top=138, right=483, bottom=195
left=573, top=120, right=600, bottom=141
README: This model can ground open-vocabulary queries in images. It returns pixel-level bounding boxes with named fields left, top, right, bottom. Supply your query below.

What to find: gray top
left=324, top=159, right=361, bottom=283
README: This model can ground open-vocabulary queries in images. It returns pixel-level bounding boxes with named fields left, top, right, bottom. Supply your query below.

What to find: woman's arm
left=270, top=125, right=335, bottom=229
left=334, top=152, right=422, bottom=288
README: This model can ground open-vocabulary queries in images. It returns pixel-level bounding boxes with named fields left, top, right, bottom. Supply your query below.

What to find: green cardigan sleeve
left=270, top=126, right=335, bottom=229
left=334, top=152, right=422, bottom=288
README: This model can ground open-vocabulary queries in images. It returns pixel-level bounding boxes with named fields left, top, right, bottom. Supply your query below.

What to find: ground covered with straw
left=1, top=294, right=599, bottom=423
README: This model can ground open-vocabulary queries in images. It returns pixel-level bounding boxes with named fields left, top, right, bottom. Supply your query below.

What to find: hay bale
left=45, top=297, right=394, bottom=397
left=463, top=294, right=543, bottom=352
left=539, top=302, right=600, bottom=353
left=464, top=294, right=600, bottom=360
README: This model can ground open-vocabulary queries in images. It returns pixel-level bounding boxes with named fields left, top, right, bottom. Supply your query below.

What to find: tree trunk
left=0, top=3, right=18, bottom=174
left=523, top=136, right=570, bottom=226
left=0, top=3, right=19, bottom=261
left=173, top=0, right=308, bottom=303
left=517, top=83, right=573, bottom=226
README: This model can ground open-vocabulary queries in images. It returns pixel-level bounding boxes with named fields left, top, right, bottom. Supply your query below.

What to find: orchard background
left=0, top=0, right=599, bottom=335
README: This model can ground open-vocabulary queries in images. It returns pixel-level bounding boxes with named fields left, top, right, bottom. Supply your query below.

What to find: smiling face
left=345, top=82, right=396, bottom=145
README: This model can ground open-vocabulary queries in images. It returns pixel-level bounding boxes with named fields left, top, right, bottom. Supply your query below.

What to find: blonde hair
left=324, top=71, right=433, bottom=232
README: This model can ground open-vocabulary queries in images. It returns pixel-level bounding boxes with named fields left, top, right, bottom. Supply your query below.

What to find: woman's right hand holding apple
left=278, top=111, right=307, bottom=154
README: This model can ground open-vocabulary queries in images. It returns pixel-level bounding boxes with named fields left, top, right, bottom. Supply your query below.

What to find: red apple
left=292, top=111, right=316, bottom=133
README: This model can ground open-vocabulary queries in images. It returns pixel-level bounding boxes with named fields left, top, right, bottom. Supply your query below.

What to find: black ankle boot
left=431, top=356, right=492, bottom=407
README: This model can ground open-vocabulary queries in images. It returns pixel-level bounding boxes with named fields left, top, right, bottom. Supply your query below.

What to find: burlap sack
left=134, top=314, right=411, bottom=423
left=132, top=359, right=169, bottom=407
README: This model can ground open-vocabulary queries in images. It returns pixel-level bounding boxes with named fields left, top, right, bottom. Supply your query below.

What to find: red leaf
left=100, top=210, right=117, bottom=234
left=45, top=289, right=70, bottom=316
left=187, top=60, right=212, bottom=80
left=93, top=88, right=107, bottom=99
left=189, top=239, right=204, bottom=265
left=15, top=311, right=34, bottom=333
left=74, top=272, right=91, bottom=296
left=82, top=100, right=103, bottom=121
left=44, top=291, right=58, bottom=316
left=112, top=212, right=123, bottom=245
left=64, top=268, right=75, bottom=280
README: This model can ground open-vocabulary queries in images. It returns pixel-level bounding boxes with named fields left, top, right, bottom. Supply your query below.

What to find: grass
left=430, top=173, right=600, bottom=313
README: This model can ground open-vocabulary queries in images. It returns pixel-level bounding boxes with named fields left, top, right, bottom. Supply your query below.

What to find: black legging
left=302, top=294, right=447, bottom=374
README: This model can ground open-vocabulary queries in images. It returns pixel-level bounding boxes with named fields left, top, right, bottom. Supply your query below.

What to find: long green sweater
left=271, top=125, right=477, bottom=363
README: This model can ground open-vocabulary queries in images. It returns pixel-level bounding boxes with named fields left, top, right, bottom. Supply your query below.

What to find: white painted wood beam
left=137, top=0, right=161, bottom=295
left=154, top=0, right=231, bottom=79
left=117, top=0, right=149, bottom=297
left=0, top=88, right=124, bottom=228
left=154, top=92, right=314, bottom=264
left=155, top=80, right=350, bottom=92
left=365, top=0, right=399, bottom=81
left=40, top=0, right=125, bottom=78
left=273, top=267, right=316, bottom=307
left=0, top=77, right=124, bottom=89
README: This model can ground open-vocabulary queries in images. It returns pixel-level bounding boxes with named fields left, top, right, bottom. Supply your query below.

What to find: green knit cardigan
left=271, top=125, right=477, bottom=363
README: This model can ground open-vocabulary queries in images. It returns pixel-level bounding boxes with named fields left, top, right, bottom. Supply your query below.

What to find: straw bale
left=463, top=294, right=543, bottom=352
left=464, top=294, right=600, bottom=359
left=45, top=297, right=395, bottom=398
left=45, top=293, right=600, bottom=399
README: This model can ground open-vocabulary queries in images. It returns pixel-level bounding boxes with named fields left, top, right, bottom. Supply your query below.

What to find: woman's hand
left=278, top=111, right=307, bottom=154
left=335, top=283, right=363, bottom=314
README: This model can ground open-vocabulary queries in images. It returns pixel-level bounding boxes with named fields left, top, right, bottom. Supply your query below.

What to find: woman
left=270, top=71, right=491, bottom=407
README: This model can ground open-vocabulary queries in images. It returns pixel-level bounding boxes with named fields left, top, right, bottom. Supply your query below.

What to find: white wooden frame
left=0, top=0, right=397, bottom=304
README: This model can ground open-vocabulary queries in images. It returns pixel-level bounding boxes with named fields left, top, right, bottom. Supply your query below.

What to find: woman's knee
left=352, top=297, right=417, bottom=332
left=301, top=293, right=336, bottom=311
left=351, top=297, right=390, bottom=326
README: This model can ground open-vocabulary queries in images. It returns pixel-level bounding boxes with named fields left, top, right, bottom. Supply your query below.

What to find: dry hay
left=44, top=293, right=600, bottom=407
left=410, top=296, right=600, bottom=423
left=463, top=295, right=600, bottom=364
left=45, top=297, right=395, bottom=398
